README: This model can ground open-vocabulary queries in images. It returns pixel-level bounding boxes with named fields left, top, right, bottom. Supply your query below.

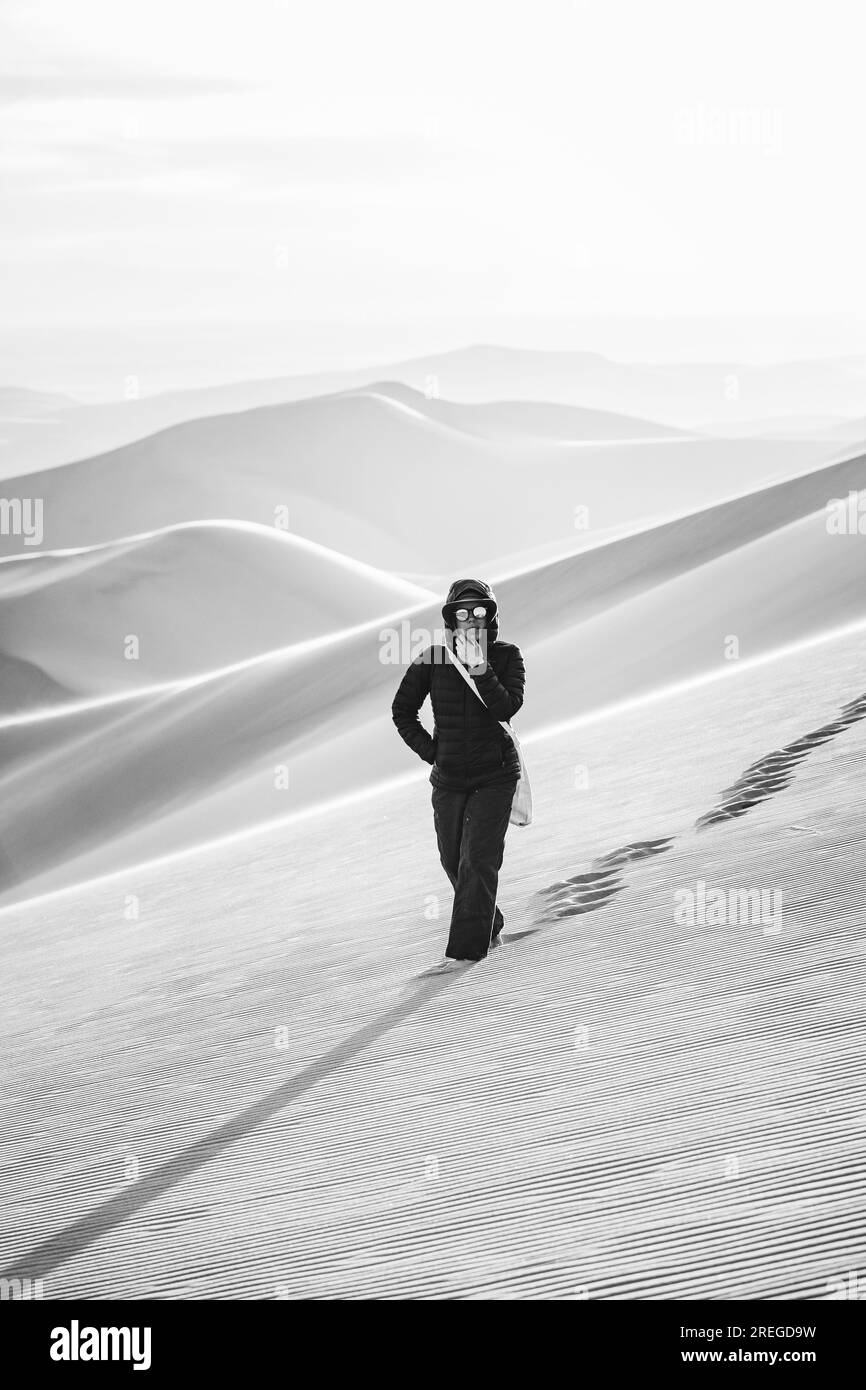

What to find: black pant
left=431, top=780, right=516, bottom=961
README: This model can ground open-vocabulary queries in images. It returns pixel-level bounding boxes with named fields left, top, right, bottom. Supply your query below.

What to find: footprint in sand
left=528, top=688, right=866, bottom=931
left=535, top=838, right=674, bottom=920
left=695, top=694, right=866, bottom=831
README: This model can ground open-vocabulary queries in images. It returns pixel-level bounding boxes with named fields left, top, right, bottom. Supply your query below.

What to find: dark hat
left=442, top=577, right=499, bottom=639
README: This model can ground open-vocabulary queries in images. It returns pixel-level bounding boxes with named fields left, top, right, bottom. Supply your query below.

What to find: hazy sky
left=3, top=0, right=866, bottom=395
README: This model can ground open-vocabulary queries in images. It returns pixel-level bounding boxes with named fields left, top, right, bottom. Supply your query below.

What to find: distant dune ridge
left=0, top=389, right=846, bottom=574
left=342, top=382, right=696, bottom=442
left=3, top=344, right=866, bottom=478
left=0, top=385, right=80, bottom=417
left=2, top=338, right=866, bottom=907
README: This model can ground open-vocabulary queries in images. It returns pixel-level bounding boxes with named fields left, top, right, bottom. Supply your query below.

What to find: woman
left=391, top=579, right=526, bottom=971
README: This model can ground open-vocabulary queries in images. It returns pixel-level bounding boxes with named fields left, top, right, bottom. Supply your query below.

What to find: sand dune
left=0, top=649, right=71, bottom=717
left=4, top=345, right=865, bottom=477
left=829, top=414, right=866, bottom=443
left=349, top=382, right=693, bottom=442
left=0, top=387, right=840, bottom=570
left=0, top=522, right=434, bottom=698
left=0, top=361, right=689, bottom=477
left=335, top=345, right=866, bottom=429
left=2, top=619, right=866, bottom=1298
left=91, top=447, right=866, bottom=889
left=0, top=387, right=83, bottom=481
left=0, top=386, right=78, bottom=417
left=699, top=413, right=853, bottom=439
left=4, top=445, right=866, bottom=906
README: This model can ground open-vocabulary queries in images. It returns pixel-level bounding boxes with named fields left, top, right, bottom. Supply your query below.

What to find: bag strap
left=442, top=640, right=514, bottom=740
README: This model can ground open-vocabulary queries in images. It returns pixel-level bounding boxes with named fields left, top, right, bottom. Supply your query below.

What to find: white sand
left=1, top=627, right=864, bottom=1298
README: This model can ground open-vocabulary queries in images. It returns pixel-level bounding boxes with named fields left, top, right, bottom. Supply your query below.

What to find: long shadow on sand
left=0, top=969, right=475, bottom=1284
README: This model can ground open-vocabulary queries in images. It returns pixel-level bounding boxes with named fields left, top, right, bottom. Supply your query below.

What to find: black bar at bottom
left=4, top=1297, right=858, bottom=1377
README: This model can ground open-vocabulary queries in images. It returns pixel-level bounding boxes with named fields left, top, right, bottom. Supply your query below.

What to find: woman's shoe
left=432, top=956, right=474, bottom=973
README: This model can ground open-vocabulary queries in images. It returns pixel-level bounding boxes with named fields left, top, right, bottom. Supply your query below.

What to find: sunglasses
left=453, top=605, right=488, bottom=620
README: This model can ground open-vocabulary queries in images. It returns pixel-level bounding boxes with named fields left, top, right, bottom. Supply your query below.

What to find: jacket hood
left=442, top=577, right=499, bottom=641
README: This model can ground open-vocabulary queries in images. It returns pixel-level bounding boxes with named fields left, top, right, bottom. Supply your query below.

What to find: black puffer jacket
left=391, top=578, right=525, bottom=789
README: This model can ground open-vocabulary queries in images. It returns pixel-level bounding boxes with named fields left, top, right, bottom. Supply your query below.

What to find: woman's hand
left=454, top=631, right=486, bottom=670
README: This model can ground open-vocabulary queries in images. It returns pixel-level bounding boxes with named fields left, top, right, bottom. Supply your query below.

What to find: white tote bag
left=443, top=641, right=533, bottom=827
